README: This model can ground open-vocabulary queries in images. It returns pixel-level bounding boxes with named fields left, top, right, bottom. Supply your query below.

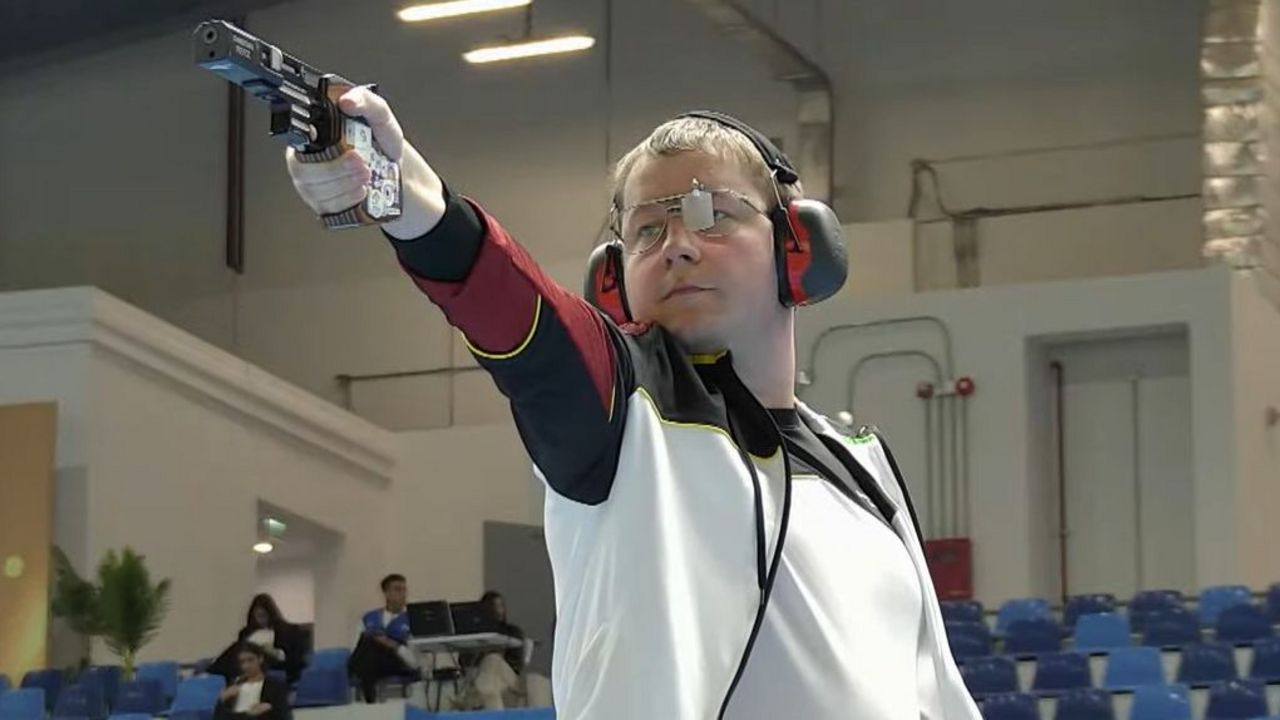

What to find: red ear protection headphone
left=583, top=110, right=848, bottom=325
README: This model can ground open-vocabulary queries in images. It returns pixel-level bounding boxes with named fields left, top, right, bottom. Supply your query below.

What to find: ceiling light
left=399, top=0, right=531, bottom=23
left=463, top=35, right=595, bottom=64
left=253, top=541, right=274, bottom=554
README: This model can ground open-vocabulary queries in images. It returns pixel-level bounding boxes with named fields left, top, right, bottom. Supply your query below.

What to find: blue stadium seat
left=1064, top=594, right=1118, bottom=629
left=942, top=600, right=985, bottom=625
left=112, top=678, right=165, bottom=715
left=1205, top=678, right=1267, bottom=719
left=1053, top=687, right=1114, bottom=720
left=21, top=669, right=62, bottom=711
left=169, top=675, right=226, bottom=720
left=52, top=682, right=107, bottom=720
left=293, top=666, right=351, bottom=707
left=1249, top=636, right=1280, bottom=682
left=950, top=633, right=993, bottom=664
left=1130, top=683, right=1192, bottom=720
left=1130, top=589, right=1186, bottom=632
left=308, top=647, right=352, bottom=671
left=1199, top=585, right=1253, bottom=627
left=135, top=661, right=180, bottom=702
left=961, top=655, right=1019, bottom=698
left=1103, top=646, right=1165, bottom=690
left=79, top=666, right=121, bottom=710
left=1215, top=603, right=1274, bottom=644
left=947, top=621, right=993, bottom=662
left=1073, top=613, right=1131, bottom=652
left=1142, top=607, right=1201, bottom=648
left=1267, top=583, right=1280, bottom=623
left=1006, top=617, right=1064, bottom=656
left=979, top=692, right=1039, bottom=720
left=0, top=688, right=45, bottom=720
left=996, top=598, right=1053, bottom=636
left=1176, top=642, right=1237, bottom=685
left=1032, top=652, right=1092, bottom=695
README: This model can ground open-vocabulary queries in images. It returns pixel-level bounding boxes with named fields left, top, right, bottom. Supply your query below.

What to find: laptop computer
left=407, top=600, right=454, bottom=638
left=449, top=600, right=499, bottom=635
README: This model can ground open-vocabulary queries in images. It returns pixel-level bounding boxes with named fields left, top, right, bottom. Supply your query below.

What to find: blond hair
left=610, top=116, right=804, bottom=209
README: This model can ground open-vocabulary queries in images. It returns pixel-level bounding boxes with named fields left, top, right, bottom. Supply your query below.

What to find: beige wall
left=795, top=267, right=1240, bottom=603
left=0, top=288, right=399, bottom=663
left=389, top=423, right=538, bottom=603
left=85, top=349, right=392, bottom=657
left=1231, top=272, right=1280, bottom=587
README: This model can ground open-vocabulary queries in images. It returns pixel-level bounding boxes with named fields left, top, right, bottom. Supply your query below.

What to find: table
left=408, top=633, right=526, bottom=710
left=408, top=632, right=524, bottom=654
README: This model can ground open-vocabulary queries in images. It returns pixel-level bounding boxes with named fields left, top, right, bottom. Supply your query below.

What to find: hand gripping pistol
left=194, top=20, right=402, bottom=229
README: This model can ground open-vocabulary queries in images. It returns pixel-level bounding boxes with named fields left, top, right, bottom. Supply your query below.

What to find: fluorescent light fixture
left=253, top=541, right=274, bottom=554
left=399, top=0, right=531, bottom=22
left=463, top=35, right=595, bottom=64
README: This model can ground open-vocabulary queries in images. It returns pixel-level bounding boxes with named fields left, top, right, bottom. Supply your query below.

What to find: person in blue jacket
left=348, top=573, right=418, bottom=702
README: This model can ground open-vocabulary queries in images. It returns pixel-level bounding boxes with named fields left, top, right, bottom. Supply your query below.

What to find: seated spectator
left=462, top=590, right=537, bottom=710
left=215, top=643, right=292, bottom=720
left=210, top=594, right=305, bottom=684
left=348, top=573, right=419, bottom=703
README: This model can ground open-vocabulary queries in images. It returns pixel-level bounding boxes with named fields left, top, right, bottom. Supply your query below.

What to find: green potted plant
left=51, top=546, right=172, bottom=679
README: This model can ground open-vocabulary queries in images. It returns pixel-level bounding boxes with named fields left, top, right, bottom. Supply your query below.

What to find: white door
left=1053, top=333, right=1195, bottom=598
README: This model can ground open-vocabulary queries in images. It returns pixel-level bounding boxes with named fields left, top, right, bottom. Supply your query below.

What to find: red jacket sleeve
left=386, top=190, right=631, bottom=504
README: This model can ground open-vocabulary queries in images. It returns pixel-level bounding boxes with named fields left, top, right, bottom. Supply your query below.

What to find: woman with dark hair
left=458, top=590, right=537, bottom=709
left=210, top=594, right=305, bottom=684
left=214, top=643, right=292, bottom=720
left=479, top=591, right=525, bottom=673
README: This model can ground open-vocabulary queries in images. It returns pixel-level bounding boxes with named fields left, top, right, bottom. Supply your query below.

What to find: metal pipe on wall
left=961, top=394, right=971, bottom=535
left=845, top=350, right=943, bottom=411
left=1131, top=374, right=1145, bottom=590
left=924, top=396, right=934, bottom=537
left=1050, top=360, right=1068, bottom=601
left=809, top=316, right=966, bottom=540
left=844, top=350, right=943, bottom=534
left=951, top=394, right=961, bottom=537
left=802, top=316, right=956, bottom=398
left=936, top=394, right=949, bottom=538
left=939, top=395, right=952, bottom=537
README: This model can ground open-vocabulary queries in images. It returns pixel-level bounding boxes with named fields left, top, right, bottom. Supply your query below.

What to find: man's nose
left=660, top=215, right=702, bottom=265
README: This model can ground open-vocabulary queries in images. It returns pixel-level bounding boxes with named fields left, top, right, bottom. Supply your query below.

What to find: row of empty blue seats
left=962, top=644, right=1280, bottom=696
left=1, top=674, right=224, bottom=720
left=12, top=662, right=181, bottom=714
left=949, top=605, right=1280, bottom=660
left=979, top=680, right=1278, bottom=720
left=944, top=584, right=1280, bottom=636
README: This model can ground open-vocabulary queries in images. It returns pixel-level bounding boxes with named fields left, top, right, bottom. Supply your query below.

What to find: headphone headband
left=676, top=110, right=800, bottom=186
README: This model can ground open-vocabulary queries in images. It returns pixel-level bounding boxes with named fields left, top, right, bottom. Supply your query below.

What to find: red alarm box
left=924, top=537, right=973, bottom=600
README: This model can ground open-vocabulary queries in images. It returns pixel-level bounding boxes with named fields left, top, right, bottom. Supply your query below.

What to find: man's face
left=621, top=151, right=782, bottom=353
left=384, top=580, right=407, bottom=610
